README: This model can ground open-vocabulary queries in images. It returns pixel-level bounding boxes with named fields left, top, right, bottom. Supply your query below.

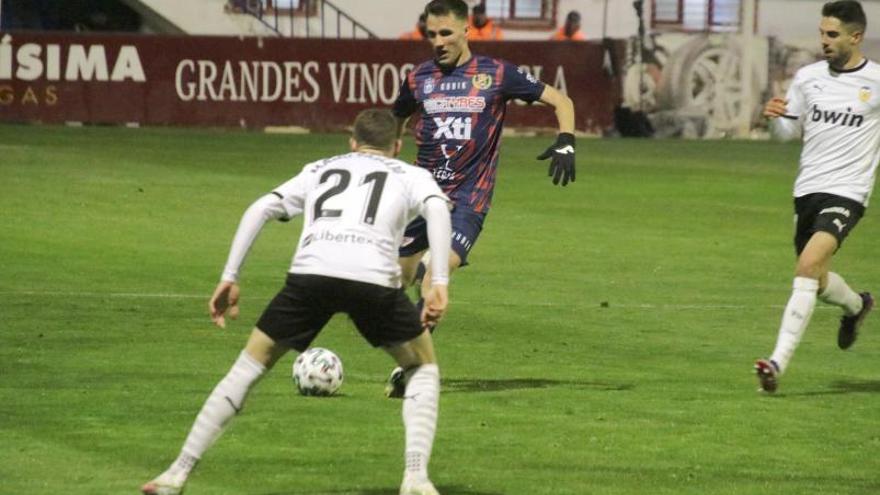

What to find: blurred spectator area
left=1, top=0, right=143, bottom=31
left=225, top=0, right=375, bottom=39
left=227, top=0, right=304, bottom=13
left=484, top=0, right=557, bottom=29
left=652, top=0, right=744, bottom=32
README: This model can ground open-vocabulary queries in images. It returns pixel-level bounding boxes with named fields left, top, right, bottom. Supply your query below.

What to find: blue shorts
left=399, top=207, right=486, bottom=266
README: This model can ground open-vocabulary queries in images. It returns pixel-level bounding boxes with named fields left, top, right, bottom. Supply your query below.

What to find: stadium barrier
left=0, top=32, right=619, bottom=133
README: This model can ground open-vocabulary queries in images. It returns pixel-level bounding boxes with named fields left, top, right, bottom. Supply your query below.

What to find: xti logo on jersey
left=433, top=117, right=473, bottom=139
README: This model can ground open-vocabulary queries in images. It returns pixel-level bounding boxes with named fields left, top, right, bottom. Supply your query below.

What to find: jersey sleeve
left=408, top=168, right=450, bottom=211
left=770, top=69, right=807, bottom=140
left=392, top=72, right=419, bottom=118
left=783, top=69, right=807, bottom=118
left=500, top=61, right=546, bottom=103
left=271, top=167, right=312, bottom=220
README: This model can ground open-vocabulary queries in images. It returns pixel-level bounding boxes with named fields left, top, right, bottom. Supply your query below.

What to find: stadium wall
left=0, top=32, right=618, bottom=132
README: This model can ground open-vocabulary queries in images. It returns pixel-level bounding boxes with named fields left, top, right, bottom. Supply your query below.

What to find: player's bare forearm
left=209, top=280, right=240, bottom=329
left=763, top=97, right=788, bottom=118
left=536, top=85, right=576, bottom=186
left=539, top=85, right=575, bottom=134
left=421, top=284, right=448, bottom=327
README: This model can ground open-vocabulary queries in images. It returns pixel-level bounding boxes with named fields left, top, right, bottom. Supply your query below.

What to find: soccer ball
left=292, top=347, right=344, bottom=396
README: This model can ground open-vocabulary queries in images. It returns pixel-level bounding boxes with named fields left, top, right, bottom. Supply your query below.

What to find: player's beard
left=825, top=47, right=852, bottom=70
left=434, top=49, right=456, bottom=70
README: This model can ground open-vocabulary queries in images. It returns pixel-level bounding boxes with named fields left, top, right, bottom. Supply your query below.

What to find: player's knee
left=795, top=255, right=826, bottom=279
left=392, top=331, right=437, bottom=367
left=402, top=270, right=417, bottom=288
left=449, top=250, right=463, bottom=270
left=399, top=254, right=425, bottom=287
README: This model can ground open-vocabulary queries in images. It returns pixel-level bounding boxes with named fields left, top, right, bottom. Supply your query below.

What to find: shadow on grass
left=261, top=486, right=504, bottom=495
left=443, top=377, right=634, bottom=393
left=782, top=379, right=880, bottom=397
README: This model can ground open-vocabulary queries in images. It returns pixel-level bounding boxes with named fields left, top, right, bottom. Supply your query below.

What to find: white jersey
left=269, top=152, right=447, bottom=288
left=779, top=59, right=880, bottom=206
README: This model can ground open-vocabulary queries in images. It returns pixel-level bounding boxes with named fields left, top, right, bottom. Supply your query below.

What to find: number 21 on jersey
left=312, top=169, right=388, bottom=225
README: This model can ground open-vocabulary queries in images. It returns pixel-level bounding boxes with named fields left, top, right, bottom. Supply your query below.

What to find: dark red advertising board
left=0, top=32, right=617, bottom=131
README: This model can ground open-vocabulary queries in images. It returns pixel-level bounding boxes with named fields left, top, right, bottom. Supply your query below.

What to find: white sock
left=167, top=351, right=266, bottom=481
left=770, top=277, right=819, bottom=374
left=401, top=364, right=440, bottom=481
left=818, top=272, right=863, bottom=316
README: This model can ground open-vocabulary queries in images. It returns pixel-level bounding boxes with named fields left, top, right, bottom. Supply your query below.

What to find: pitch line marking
left=0, top=290, right=839, bottom=310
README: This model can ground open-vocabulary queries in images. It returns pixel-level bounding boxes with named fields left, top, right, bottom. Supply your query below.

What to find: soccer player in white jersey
left=755, top=0, right=877, bottom=393
left=141, top=109, right=452, bottom=495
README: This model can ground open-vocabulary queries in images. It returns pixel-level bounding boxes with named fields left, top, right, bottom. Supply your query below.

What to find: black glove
left=537, top=132, right=576, bottom=186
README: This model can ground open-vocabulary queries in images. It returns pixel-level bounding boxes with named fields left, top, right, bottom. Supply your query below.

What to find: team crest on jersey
left=859, top=86, right=872, bottom=103
left=472, top=73, right=493, bottom=90
left=423, top=78, right=435, bottom=94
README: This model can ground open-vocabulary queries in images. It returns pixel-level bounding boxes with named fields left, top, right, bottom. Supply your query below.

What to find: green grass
left=1, top=125, right=879, bottom=495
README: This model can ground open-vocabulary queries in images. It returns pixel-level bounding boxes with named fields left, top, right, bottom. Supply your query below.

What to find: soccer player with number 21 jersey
left=142, top=109, right=451, bottom=495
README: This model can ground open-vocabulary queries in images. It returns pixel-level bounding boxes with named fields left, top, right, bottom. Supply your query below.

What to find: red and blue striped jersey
left=393, top=55, right=545, bottom=213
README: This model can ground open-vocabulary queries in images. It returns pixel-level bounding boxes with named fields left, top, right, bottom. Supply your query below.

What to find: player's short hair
left=352, top=109, right=397, bottom=150
left=424, top=0, right=469, bottom=21
left=822, top=1, right=867, bottom=33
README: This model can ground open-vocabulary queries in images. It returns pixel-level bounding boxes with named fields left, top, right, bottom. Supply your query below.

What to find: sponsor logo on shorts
left=452, top=231, right=474, bottom=251
left=833, top=218, right=848, bottom=233
left=819, top=206, right=851, bottom=218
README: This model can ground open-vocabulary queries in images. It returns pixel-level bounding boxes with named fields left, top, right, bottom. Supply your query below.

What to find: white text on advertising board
left=0, top=35, right=145, bottom=82
left=0, top=34, right=145, bottom=106
left=174, top=59, right=415, bottom=104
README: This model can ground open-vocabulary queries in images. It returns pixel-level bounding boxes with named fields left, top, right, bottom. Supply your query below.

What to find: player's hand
left=421, top=284, right=448, bottom=329
left=763, top=97, right=788, bottom=119
left=537, top=133, right=576, bottom=186
left=209, top=280, right=240, bottom=328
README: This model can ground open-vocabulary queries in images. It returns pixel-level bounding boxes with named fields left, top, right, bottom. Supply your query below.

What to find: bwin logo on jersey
left=811, top=105, right=864, bottom=128
left=433, top=116, right=473, bottom=139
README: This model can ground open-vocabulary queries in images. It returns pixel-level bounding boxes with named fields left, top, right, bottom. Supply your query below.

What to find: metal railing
left=229, top=0, right=377, bottom=39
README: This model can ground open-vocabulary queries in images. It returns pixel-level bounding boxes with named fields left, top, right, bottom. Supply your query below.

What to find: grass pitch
left=1, top=125, right=878, bottom=494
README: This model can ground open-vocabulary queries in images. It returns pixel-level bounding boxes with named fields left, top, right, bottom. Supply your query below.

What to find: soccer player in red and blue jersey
left=386, top=0, right=576, bottom=397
